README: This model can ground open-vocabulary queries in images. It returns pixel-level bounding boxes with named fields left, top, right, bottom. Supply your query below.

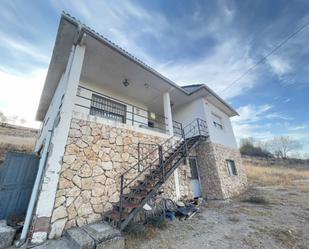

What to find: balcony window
left=90, top=94, right=126, bottom=123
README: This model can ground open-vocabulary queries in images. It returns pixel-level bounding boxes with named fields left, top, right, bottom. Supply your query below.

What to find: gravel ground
left=125, top=185, right=309, bottom=249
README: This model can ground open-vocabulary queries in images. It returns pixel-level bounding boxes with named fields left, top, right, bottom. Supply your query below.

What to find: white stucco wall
left=172, top=97, right=238, bottom=149
left=173, top=98, right=206, bottom=127
left=204, top=99, right=238, bottom=149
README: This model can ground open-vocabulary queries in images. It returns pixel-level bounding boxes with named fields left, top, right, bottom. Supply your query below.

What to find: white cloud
left=0, top=69, right=46, bottom=128
left=231, top=104, right=293, bottom=141
left=267, top=55, right=292, bottom=77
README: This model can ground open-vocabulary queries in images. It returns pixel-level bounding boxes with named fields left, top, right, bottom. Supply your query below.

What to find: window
left=212, top=113, right=223, bottom=130
left=90, top=94, right=126, bottom=123
left=226, top=160, right=237, bottom=176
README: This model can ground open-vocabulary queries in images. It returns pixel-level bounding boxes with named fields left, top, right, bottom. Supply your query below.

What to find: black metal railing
left=74, top=85, right=182, bottom=136
left=118, top=118, right=208, bottom=227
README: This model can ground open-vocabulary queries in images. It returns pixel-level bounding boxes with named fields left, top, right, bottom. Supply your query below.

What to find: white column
left=163, top=91, right=180, bottom=200
left=31, top=45, right=86, bottom=243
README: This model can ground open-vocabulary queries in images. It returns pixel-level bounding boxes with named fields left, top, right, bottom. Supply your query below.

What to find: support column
left=31, top=45, right=86, bottom=243
left=163, top=91, right=180, bottom=200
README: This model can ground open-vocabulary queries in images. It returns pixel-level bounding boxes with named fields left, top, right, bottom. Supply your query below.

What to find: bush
left=240, top=143, right=272, bottom=158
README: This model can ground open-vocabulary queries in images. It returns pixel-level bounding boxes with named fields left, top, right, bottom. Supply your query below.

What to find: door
left=189, top=158, right=202, bottom=198
left=0, top=152, right=39, bottom=220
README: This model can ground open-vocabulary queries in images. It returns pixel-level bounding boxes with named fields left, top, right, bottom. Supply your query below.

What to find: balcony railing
left=74, top=85, right=182, bottom=136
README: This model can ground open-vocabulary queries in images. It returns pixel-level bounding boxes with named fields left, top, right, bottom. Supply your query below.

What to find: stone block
left=82, top=222, right=121, bottom=244
left=0, top=220, right=16, bottom=249
left=65, top=227, right=95, bottom=249
left=96, top=236, right=125, bottom=249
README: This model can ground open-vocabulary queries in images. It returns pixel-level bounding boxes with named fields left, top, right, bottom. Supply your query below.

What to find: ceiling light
left=122, top=79, right=130, bottom=87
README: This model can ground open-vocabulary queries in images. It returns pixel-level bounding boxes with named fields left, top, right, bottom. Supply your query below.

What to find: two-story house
left=25, top=13, right=247, bottom=244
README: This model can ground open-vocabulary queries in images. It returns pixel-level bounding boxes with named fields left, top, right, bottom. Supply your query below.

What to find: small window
left=212, top=113, right=223, bottom=130
left=90, top=94, right=126, bottom=123
left=226, top=160, right=237, bottom=176
left=148, top=121, right=154, bottom=128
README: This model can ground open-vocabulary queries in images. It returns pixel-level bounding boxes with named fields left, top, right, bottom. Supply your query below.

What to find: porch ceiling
left=81, top=35, right=171, bottom=114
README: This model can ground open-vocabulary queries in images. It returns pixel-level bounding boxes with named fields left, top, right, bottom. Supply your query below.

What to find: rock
left=67, top=186, right=81, bottom=197
left=84, top=148, right=96, bottom=160
left=72, top=175, right=82, bottom=188
left=67, top=205, right=77, bottom=220
left=80, top=126, right=91, bottom=136
left=109, top=193, right=119, bottom=203
left=115, top=136, right=123, bottom=146
left=66, top=144, right=80, bottom=155
left=76, top=139, right=88, bottom=148
left=77, top=203, right=93, bottom=217
left=92, top=183, right=105, bottom=197
left=97, top=236, right=124, bottom=249
left=82, top=135, right=94, bottom=145
left=65, top=227, right=95, bottom=249
left=78, top=164, right=92, bottom=177
left=101, top=161, right=113, bottom=171
left=63, top=155, right=76, bottom=165
left=54, top=196, right=66, bottom=208
left=93, top=166, right=104, bottom=176
left=101, top=153, right=111, bottom=162
left=51, top=206, right=67, bottom=223
left=92, top=204, right=104, bottom=213
left=112, top=153, right=121, bottom=162
left=62, top=169, right=75, bottom=181
left=81, top=178, right=93, bottom=190
left=48, top=218, right=67, bottom=239
left=0, top=221, right=15, bottom=249
left=69, top=129, right=82, bottom=138
left=83, top=222, right=122, bottom=248
left=121, top=152, right=130, bottom=161
left=93, top=174, right=106, bottom=184
left=58, top=178, right=73, bottom=189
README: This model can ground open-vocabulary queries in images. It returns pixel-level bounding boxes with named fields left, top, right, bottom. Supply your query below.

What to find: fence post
left=158, top=145, right=164, bottom=182
left=181, top=123, right=187, bottom=157
left=119, top=175, right=124, bottom=229
left=132, top=106, right=135, bottom=126
left=137, top=142, right=141, bottom=172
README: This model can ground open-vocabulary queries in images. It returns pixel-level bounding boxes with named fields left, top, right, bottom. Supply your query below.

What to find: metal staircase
left=103, top=118, right=208, bottom=230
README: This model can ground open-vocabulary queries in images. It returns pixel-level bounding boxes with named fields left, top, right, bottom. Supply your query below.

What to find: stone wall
left=196, top=141, right=247, bottom=200
left=48, top=116, right=193, bottom=238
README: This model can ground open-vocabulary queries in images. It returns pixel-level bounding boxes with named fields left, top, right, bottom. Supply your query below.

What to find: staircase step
left=103, top=210, right=128, bottom=221
left=113, top=202, right=139, bottom=210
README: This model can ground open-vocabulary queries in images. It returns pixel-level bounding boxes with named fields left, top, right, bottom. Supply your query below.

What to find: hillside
left=0, top=123, right=37, bottom=164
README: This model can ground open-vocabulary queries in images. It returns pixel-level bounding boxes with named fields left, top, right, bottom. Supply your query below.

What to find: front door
left=189, top=158, right=202, bottom=198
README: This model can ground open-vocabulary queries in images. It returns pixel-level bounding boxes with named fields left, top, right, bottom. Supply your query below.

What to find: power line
left=219, top=19, right=309, bottom=94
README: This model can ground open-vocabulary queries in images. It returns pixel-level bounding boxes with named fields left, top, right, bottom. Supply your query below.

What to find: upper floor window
left=226, top=160, right=237, bottom=176
left=90, top=94, right=126, bottom=123
left=212, top=112, right=223, bottom=130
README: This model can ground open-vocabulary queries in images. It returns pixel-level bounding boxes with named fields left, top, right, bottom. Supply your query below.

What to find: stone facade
left=48, top=116, right=193, bottom=238
left=196, top=141, right=247, bottom=200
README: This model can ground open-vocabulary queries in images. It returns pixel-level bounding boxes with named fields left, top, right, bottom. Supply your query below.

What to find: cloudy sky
left=0, top=0, right=308, bottom=153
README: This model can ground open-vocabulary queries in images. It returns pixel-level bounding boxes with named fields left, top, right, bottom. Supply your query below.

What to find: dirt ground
left=125, top=180, right=309, bottom=249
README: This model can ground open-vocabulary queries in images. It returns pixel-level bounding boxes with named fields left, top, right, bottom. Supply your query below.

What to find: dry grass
left=244, top=164, right=309, bottom=186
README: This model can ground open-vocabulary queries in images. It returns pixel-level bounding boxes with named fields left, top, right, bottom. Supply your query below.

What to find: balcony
left=74, top=85, right=182, bottom=136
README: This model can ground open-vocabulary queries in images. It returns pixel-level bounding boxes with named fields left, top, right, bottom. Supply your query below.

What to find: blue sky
left=0, top=0, right=308, bottom=155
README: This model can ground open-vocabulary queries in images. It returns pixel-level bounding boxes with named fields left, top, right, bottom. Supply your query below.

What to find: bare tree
left=0, top=111, right=8, bottom=124
left=267, top=136, right=302, bottom=159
